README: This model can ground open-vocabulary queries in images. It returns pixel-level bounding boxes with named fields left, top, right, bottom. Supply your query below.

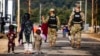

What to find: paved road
left=0, top=30, right=100, bottom=56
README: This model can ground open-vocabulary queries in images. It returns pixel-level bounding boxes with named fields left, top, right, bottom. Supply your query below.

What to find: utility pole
left=91, top=0, right=94, bottom=33
left=85, top=0, right=87, bottom=25
left=92, top=0, right=94, bottom=27
left=96, top=0, right=98, bottom=27
left=40, top=3, right=42, bottom=24
left=79, top=0, right=82, bottom=11
left=84, top=0, right=87, bottom=31
left=76, top=0, right=82, bottom=11
left=95, top=0, right=98, bottom=33
left=28, top=0, right=31, bottom=14
left=0, top=0, right=3, bottom=12
left=3, top=0, right=5, bottom=17
left=17, top=0, right=20, bottom=32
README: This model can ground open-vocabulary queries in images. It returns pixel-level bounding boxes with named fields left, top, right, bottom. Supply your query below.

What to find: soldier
left=68, top=6, right=84, bottom=48
left=42, top=8, right=60, bottom=47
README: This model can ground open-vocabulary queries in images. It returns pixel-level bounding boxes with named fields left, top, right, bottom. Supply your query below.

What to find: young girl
left=34, top=29, right=42, bottom=54
left=7, top=25, right=16, bottom=53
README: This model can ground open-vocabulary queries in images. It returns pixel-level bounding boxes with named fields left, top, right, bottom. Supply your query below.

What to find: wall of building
left=0, top=0, right=16, bottom=33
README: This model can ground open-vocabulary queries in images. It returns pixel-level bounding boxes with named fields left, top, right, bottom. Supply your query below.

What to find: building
left=0, top=0, right=16, bottom=23
left=0, top=0, right=16, bottom=33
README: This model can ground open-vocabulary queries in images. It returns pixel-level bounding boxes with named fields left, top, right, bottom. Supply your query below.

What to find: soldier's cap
left=49, top=8, right=55, bottom=12
left=75, top=3, right=80, bottom=9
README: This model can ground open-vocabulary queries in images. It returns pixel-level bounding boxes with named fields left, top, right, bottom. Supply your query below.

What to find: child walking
left=62, top=25, right=67, bottom=38
left=34, top=29, right=42, bottom=54
left=7, top=25, right=16, bottom=53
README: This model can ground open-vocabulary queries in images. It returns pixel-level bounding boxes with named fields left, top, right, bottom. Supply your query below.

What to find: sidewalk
left=0, top=32, right=100, bottom=56
left=13, top=34, right=100, bottom=56
left=83, top=33, right=100, bottom=41
left=0, top=33, right=19, bottom=54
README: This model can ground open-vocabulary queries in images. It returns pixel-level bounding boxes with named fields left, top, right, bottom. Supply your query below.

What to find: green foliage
left=87, top=9, right=92, bottom=24
left=17, top=0, right=100, bottom=25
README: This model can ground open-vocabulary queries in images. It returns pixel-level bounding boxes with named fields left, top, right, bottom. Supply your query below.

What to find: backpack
left=48, top=15, right=57, bottom=28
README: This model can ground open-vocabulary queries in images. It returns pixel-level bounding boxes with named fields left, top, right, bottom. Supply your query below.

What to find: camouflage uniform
left=43, top=16, right=60, bottom=47
left=68, top=11, right=84, bottom=48
left=48, top=27, right=57, bottom=46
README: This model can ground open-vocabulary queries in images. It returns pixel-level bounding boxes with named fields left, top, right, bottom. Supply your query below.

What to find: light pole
left=84, top=0, right=87, bottom=31
left=94, top=0, right=98, bottom=33
left=0, top=12, right=2, bottom=33
left=85, top=0, right=87, bottom=25
left=17, top=0, right=20, bottom=32
left=3, top=0, right=5, bottom=17
left=76, top=0, right=82, bottom=11
left=40, top=3, right=42, bottom=24
left=92, top=0, right=94, bottom=27
left=28, top=0, right=31, bottom=14
left=91, top=0, right=94, bottom=33
left=79, top=0, right=82, bottom=11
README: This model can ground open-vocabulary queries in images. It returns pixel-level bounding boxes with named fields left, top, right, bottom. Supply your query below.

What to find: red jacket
left=41, top=23, right=48, bottom=37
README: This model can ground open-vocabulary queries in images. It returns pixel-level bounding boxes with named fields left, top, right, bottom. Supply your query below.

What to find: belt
left=73, top=22, right=82, bottom=24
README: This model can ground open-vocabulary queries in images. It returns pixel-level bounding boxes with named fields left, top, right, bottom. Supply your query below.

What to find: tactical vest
left=48, top=15, right=57, bottom=28
left=72, top=11, right=82, bottom=23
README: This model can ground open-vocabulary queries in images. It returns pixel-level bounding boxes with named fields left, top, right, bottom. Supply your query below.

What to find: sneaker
left=44, top=40, right=47, bottom=43
left=39, top=51, right=43, bottom=54
left=8, top=52, right=10, bottom=53
left=68, top=36, right=71, bottom=41
left=24, top=50, right=28, bottom=54
left=12, top=51, right=15, bottom=53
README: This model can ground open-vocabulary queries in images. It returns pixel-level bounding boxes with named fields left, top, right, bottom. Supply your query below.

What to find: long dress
left=41, top=23, right=48, bottom=40
left=23, top=20, right=33, bottom=43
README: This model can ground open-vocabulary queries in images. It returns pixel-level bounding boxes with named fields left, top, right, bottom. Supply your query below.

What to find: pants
left=18, top=29, right=23, bottom=44
left=23, top=31, right=34, bottom=52
left=23, top=31, right=34, bottom=43
left=24, top=43, right=33, bottom=52
left=70, top=24, right=82, bottom=45
left=34, top=41, right=42, bottom=52
left=63, top=30, right=66, bottom=37
left=8, top=43, right=15, bottom=53
left=1, top=24, right=4, bottom=33
left=41, top=23, right=48, bottom=40
left=48, top=27, right=57, bottom=46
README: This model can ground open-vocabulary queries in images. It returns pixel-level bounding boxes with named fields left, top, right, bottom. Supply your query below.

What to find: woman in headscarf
left=22, top=13, right=34, bottom=54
